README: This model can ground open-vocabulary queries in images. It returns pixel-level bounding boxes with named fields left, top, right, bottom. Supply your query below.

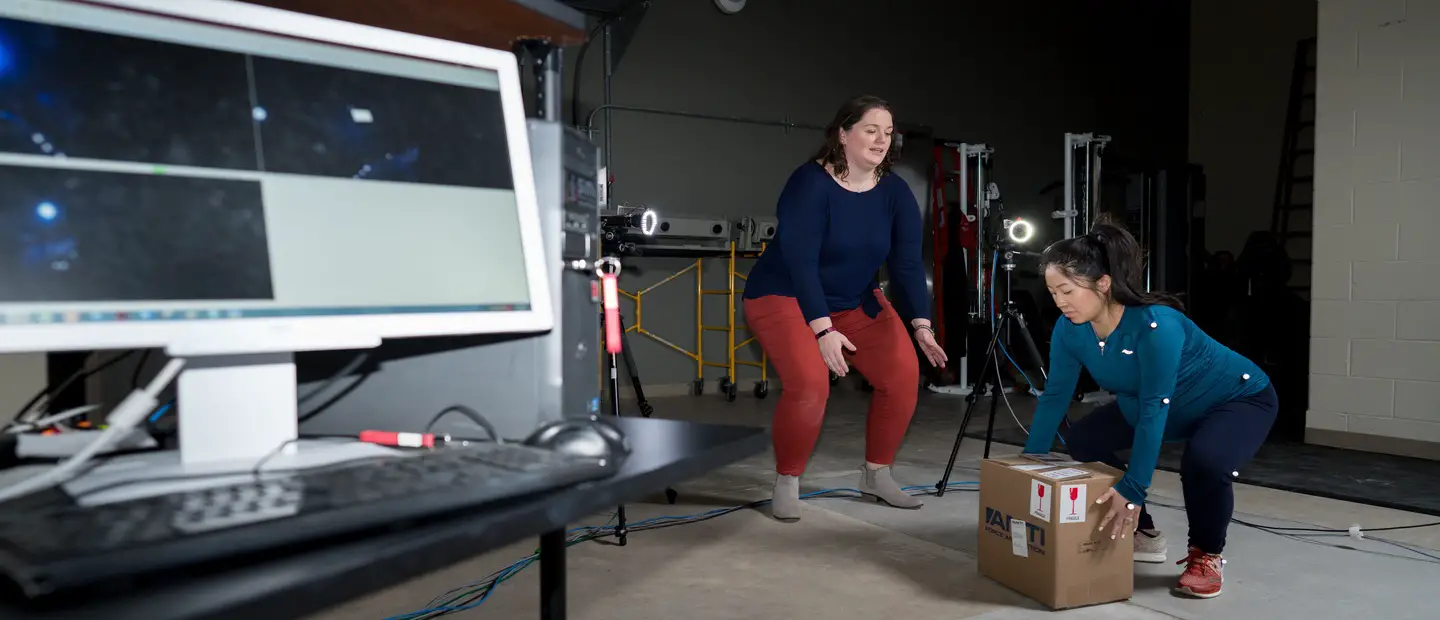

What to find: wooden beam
left=245, top=0, right=588, bottom=51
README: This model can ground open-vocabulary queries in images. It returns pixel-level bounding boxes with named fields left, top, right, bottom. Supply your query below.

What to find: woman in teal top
left=1023, top=220, right=1276, bottom=601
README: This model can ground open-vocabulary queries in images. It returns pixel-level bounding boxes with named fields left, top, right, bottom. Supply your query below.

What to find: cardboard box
left=976, top=457, right=1134, bottom=609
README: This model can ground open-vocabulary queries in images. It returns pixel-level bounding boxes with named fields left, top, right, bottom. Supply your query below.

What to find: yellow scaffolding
left=616, top=241, right=767, bottom=402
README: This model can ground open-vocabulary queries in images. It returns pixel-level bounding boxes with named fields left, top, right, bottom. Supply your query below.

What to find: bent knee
left=866, top=352, right=920, bottom=393
left=785, top=366, right=832, bottom=406
left=1181, top=448, right=1237, bottom=482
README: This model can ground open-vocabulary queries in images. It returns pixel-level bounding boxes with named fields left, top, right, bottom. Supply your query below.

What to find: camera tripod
left=934, top=246, right=1056, bottom=497
left=601, top=309, right=678, bottom=546
left=606, top=313, right=655, bottom=419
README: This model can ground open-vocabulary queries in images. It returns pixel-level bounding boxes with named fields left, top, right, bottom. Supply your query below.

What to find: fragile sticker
left=1010, top=519, right=1028, bottom=557
left=1038, top=467, right=1090, bottom=481
left=1029, top=479, right=1052, bottom=523
left=1060, top=484, right=1087, bottom=523
left=1010, top=463, right=1054, bottom=472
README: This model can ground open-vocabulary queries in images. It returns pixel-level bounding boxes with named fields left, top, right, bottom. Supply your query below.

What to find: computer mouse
left=523, top=417, right=631, bottom=459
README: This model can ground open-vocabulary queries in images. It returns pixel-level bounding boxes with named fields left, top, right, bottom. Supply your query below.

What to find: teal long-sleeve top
left=1023, top=305, right=1270, bottom=505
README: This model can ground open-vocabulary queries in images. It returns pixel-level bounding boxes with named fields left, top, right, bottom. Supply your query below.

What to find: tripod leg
left=1011, top=310, right=1070, bottom=430
left=605, top=351, right=629, bottom=546
left=616, top=316, right=654, bottom=418
left=936, top=391, right=981, bottom=497
left=1011, top=311, right=1048, bottom=384
left=983, top=357, right=1004, bottom=459
left=539, top=530, right=566, bottom=620
left=936, top=320, right=1007, bottom=495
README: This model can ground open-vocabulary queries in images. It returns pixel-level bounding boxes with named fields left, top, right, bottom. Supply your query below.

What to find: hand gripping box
left=976, top=457, right=1134, bottom=609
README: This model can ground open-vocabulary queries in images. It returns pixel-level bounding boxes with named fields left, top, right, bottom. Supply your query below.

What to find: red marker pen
left=357, top=430, right=486, bottom=448
left=358, top=430, right=435, bottom=448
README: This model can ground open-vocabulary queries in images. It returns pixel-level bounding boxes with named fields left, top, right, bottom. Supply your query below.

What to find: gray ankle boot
left=772, top=474, right=802, bottom=521
left=859, top=465, right=923, bottom=509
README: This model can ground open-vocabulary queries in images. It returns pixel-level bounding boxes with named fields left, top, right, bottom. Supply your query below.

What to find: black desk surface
left=0, top=418, right=768, bottom=620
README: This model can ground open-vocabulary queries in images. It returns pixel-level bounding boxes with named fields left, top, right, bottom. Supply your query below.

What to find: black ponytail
left=1039, top=214, right=1185, bottom=313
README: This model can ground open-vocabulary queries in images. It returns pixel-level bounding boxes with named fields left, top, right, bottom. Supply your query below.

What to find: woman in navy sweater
left=1023, top=220, right=1277, bottom=599
left=743, top=96, right=947, bottom=522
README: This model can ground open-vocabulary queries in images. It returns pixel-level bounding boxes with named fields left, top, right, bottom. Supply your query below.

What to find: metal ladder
left=1270, top=36, right=1318, bottom=295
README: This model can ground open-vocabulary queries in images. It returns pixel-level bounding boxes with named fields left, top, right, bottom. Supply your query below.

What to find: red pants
left=744, top=291, right=920, bottom=476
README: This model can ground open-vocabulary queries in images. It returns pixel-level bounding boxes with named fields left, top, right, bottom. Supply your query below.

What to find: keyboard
left=0, top=442, right=617, bottom=598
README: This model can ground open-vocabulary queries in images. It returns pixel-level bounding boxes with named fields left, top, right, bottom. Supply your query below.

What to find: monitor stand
left=62, top=352, right=398, bottom=506
left=178, top=353, right=301, bottom=465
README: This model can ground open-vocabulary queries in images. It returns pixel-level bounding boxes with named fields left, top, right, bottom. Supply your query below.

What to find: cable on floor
left=385, top=481, right=981, bottom=619
left=392, top=473, right=1440, bottom=619
left=1146, top=498, right=1440, bottom=565
left=389, top=381, right=1440, bottom=620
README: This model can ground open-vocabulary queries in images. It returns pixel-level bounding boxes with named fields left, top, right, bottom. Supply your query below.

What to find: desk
left=0, top=418, right=769, bottom=620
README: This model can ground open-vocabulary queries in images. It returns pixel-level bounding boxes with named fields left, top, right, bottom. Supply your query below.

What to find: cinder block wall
left=1309, top=0, right=1440, bottom=459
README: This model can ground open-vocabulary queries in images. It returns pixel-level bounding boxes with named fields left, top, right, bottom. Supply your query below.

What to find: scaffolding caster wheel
left=719, top=376, right=737, bottom=402
left=692, top=379, right=705, bottom=396
left=753, top=381, right=769, bottom=399
left=664, top=488, right=679, bottom=504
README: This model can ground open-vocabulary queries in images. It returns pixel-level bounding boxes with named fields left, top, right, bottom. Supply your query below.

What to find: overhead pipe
left=584, top=103, right=826, bottom=136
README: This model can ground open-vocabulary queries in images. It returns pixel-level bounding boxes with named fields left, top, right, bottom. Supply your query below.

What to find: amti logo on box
left=983, top=506, right=1047, bottom=556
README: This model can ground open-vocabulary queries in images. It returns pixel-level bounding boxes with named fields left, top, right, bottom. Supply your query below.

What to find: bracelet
left=814, top=327, right=835, bottom=340
left=914, top=324, right=935, bottom=335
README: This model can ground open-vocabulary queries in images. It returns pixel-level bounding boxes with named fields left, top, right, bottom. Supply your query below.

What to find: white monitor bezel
left=0, top=0, right=555, bottom=355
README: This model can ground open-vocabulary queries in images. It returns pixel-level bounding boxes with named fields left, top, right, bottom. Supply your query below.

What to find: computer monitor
left=0, top=0, right=551, bottom=467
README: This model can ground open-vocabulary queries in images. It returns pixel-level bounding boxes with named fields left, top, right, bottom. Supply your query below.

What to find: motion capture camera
left=600, top=208, right=658, bottom=237
left=1003, top=218, right=1034, bottom=245
left=997, top=218, right=1044, bottom=263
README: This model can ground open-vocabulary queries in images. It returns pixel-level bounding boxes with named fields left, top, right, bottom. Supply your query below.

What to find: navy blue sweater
left=743, top=161, right=930, bottom=323
left=1023, top=305, right=1270, bottom=504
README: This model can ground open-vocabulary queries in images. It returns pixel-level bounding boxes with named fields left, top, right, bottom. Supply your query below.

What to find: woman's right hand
left=818, top=331, right=857, bottom=376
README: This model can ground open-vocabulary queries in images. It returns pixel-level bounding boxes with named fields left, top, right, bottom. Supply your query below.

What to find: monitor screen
left=0, top=1, right=533, bottom=331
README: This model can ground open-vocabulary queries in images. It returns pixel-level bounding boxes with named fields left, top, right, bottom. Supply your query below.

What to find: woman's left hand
left=1094, top=486, right=1140, bottom=540
left=913, top=325, right=947, bottom=368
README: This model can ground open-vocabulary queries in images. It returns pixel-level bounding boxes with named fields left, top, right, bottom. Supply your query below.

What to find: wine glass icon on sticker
left=1069, top=487, right=1079, bottom=516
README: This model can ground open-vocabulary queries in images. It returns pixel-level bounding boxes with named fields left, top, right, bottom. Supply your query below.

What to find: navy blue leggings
left=1065, top=385, right=1278, bottom=554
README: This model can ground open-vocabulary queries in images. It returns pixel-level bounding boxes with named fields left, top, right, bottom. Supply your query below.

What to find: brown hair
left=811, top=95, right=899, bottom=183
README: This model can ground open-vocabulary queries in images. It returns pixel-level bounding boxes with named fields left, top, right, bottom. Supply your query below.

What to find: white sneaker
left=1134, top=529, right=1168, bottom=563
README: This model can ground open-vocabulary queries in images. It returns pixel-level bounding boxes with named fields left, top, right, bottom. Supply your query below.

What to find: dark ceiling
left=560, top=0, right=649, bottom=69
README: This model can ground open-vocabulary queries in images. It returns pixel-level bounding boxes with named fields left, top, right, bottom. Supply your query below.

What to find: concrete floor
left=310, top=384, right=1440, bottom=620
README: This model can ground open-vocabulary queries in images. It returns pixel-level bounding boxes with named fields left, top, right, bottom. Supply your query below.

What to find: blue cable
left=385, top=482, right=982, bottom=619
left=147, top=400, right=174, bottom=424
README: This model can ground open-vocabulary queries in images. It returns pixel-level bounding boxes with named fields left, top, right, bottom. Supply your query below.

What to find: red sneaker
left=1173, top=546, right=1224, bottom=598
